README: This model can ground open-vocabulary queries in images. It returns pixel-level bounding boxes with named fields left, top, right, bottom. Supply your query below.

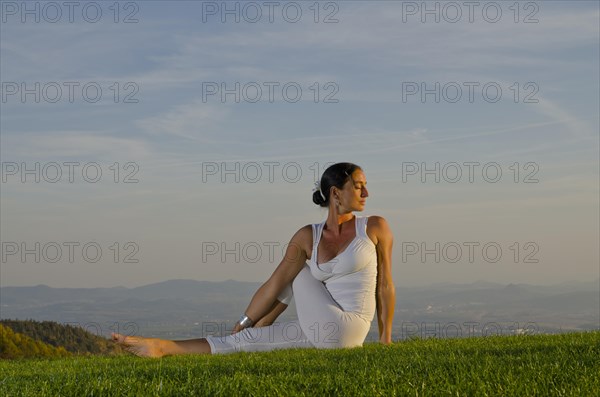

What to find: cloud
left=1, top=130, right=153, bottom=161
left=134, top=100, right=229, bottom=142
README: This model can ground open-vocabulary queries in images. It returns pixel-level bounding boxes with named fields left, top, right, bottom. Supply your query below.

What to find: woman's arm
left=231, top=226, right=310, bottom=334
left=371, top=216, right=395, bottom=345
left=253, top=300, right=289, bottom=327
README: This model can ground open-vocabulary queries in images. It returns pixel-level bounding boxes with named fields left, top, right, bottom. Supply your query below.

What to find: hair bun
left=312, top=189, right=326, bottom=206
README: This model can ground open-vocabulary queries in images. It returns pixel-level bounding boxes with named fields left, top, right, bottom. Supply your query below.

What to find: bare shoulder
left=292, top=224, right=312, bottom=240
left=366, top=215, right=393, bottom=246
left=288, top=224, right=313, bottom=256
left=366, top=215, right=390, bottom=228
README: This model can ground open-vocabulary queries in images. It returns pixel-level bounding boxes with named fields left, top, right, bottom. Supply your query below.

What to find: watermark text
left=201, top=1, right=339, bottom=23
left=402, top=241, right=540, bottom=263
left=2, top=241, right=140, bottom=264
left=2, top=162, right=139, bottom=183
left=1, top=82, right=140, bottom=104
left=1, top=1, right=140, bottom=23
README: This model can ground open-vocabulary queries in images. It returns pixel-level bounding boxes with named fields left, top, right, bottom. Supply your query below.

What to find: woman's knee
left=291, top=264, right=312, bottom=289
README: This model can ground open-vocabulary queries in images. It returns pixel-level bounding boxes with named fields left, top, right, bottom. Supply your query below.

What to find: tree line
left=0, top=319, right=124, bottom=359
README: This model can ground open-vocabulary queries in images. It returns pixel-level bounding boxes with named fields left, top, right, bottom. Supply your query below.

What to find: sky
left=0, top=0, right=598, bottom=288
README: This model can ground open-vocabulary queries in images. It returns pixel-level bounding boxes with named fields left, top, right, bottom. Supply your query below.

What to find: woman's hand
left=231, top=321, right=243, bottom=335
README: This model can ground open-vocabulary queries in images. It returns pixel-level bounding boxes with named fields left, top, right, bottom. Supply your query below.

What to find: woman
left=112, top=162, right=395, bottom=356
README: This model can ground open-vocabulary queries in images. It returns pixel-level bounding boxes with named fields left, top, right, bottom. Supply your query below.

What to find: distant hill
left=0, top=279, right=258, bottom=304
left=0, top=279, right=272, bottom=338
left=0, top=319, right=124, bottom=357
left=1, top=279, right=598, bottom=340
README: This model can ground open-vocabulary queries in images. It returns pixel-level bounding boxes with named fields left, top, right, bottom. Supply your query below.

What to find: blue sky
left=1, top=0, right=598, bottom=288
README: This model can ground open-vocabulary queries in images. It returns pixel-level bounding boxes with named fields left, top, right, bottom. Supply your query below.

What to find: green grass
left=1, top=332, right=598, bottom=396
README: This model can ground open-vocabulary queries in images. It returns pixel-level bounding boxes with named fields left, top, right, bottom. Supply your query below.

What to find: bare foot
left=112, top=332, right=165, bottom=358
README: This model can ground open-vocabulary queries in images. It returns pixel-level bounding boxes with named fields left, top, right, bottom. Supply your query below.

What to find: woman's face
left=333, top=169, right=369, bottom=212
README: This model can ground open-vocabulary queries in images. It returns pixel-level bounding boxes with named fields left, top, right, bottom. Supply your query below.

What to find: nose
left=362, top=187, right=369, bottom=197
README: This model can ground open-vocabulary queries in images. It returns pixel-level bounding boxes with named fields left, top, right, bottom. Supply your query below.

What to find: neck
left=324, top=212, right=355, bottom=235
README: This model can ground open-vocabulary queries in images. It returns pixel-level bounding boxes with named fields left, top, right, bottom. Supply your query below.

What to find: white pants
left=205, top=264, right=371, bottom=354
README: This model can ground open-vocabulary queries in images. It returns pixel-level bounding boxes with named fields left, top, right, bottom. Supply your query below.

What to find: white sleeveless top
left=308, top=215, right=378, bottom=322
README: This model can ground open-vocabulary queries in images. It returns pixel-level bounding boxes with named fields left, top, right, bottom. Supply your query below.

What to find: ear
left=330, top=186, right=339, bottom=200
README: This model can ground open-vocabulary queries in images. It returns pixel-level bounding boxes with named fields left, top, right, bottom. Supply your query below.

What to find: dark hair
left=312, top=162, right=362, bottom=207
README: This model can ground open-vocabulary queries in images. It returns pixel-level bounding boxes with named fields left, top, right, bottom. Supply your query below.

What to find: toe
left=112, top=332, right=129, bottom=344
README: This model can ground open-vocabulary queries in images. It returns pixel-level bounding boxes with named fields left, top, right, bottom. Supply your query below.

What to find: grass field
left=1, top=331, right=598, bottom=396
